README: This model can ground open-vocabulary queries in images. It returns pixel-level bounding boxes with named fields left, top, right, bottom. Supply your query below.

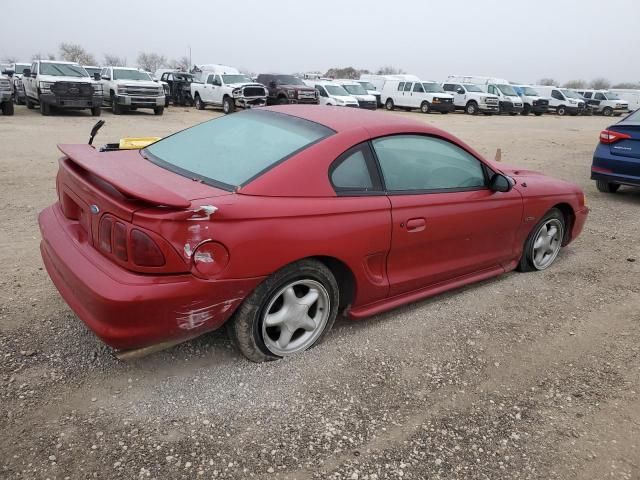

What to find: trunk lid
left=608, top=125, right=640, bottom=161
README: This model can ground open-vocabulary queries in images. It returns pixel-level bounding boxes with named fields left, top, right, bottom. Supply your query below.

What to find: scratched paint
left=187, top=205, right=218, bottom=221
left=175, top=297, right=244, bottom=330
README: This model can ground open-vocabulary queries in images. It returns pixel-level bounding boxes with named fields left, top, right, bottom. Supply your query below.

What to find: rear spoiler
left=57, top=144, right=191, bottom=208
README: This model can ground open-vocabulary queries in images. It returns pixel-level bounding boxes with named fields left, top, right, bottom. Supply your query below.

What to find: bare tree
left=32, top=52, right=57, bottom=61
left=324, top=67, right=370, bottom=79
left=562, top=79, right=587, bottom=89
left=137, top=52, right=167, bottom=73
left=590, top=77, right=611, bottom=90
left=103, top=54, right=126, bottom=67
left=376, top=66, right=405, bottom=75
left=2, top=56, right=18, bottom=63
left=612, top=82, right=640, bottom=89
left=537, top=78, right=557, bottom=86
left=168, top=56, right=190, bottom=71
left=59, top=43, right=96, bottom=65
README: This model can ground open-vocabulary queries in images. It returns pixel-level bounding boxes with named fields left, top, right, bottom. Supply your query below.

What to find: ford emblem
left=90, top=204, right=100, bottom=214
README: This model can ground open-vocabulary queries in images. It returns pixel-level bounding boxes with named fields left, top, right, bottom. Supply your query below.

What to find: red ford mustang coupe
left=39, top=106, right=588, bottom=362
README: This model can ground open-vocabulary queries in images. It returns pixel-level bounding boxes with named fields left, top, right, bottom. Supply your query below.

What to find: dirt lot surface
left=1, top=105, right=639, bottom=480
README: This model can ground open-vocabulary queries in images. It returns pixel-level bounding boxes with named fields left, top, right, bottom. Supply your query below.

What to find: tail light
left=113, top=222, right=128, bottom=262
left=131, top=229, right=165, bottom=267
left=99, top=216, right=113, bottom=252
left=599, top=129, right=631, bottom=144
left=191, top=241, right=230, bottom=278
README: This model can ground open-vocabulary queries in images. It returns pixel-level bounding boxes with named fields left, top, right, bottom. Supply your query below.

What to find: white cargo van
left=446, top=76, right=523, bottom=114
left=609, top=89, right=640, bottom=112
left=304, top=80, right=359, bottom=107
left=355, top=79, right=382, bottom=106
left=576, top=89, right=630, bottom=116
left=333, top=79, right=377, bottom=109
left=381, top=77, right=455, bottom=114
left=533, top=86, right=586, bottom=116
left=441, top=82, right=499, bottom=114
left=510, top=85, right=549, bottom=116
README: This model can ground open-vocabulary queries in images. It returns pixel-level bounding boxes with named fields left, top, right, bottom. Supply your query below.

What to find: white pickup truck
left=190, top=65, right=267, bottom=114
left=22, top=60, right=103, bottom=116
left=0, top=70, right=13, bottom=115
left=100, top=66, right=165, bottom=115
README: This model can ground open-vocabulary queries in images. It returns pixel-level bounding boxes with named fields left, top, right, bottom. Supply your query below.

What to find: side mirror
left=93, top=72, right=101, bottom=81
left=489, top=173, right=512, bottom=193
left=456, top=88, right=464, bottom=94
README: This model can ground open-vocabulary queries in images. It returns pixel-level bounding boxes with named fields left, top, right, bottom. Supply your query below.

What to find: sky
left=2, top=0, right=639, bottom=85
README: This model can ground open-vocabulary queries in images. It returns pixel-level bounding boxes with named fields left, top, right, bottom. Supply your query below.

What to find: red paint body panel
left=39, top=106, right=589, bottom=351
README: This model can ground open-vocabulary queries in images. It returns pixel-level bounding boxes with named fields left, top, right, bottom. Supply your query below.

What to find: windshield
left=274, top=75, right=305, bottom=86
left=358, top=81, right=376, bottom=91
left=222, top=74, right=252, bottom=84
left=561, top=89, right=582, bottom=99
left=113, top=69, right=152, bottom=81
left=463, top=84, right=482, bottom=92
left=14, top=64, right=30, bottom=74
left=143, top=110, right=334, bottom=189
left=325, top=85, right=349, bottom=96
left=520, top=86, right=540, bottom=96
left=497, top=84, right=517, bottom=96
left=39, top=63, right=88, bottom=77
left=605, top=92, right=621, bottom=100
left=423, top=82, right=445, bottom=93
left=342, top=84, right=367, bottom=95
left=84, top=67, right=101, bottom=77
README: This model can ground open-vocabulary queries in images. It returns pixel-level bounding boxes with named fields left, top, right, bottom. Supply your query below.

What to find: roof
left=37, top=60, right=80, bottom=65
left=262, top=105, right=447, bottom=136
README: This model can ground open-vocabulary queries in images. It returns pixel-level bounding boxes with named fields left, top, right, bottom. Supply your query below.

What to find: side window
left=595, top=93, right=606, bottom=100
left=551, top=90, right=564, bottom=100
left=206, top=75, right=214, bottom=85
left=330, top=145, right=379, bottom=193
left=397, top=82, right=405, bottom=91
left=443, top=84, right=454, bottom=91
left=372, top=135, right=486, bottom=192
left=315, top=85, right=328, bottom=97
left=413, top=83, right=424, bottom=93
left=403, top=82, right=413, bottom=92
left=488, top=85, right=497, bottom=95
left=31, top=62, right=37, bottom=74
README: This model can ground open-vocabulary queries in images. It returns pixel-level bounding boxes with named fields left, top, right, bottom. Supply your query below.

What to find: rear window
left=620, top=109, right=640, bottom=125
left=143, top=110, right=334, bottom=189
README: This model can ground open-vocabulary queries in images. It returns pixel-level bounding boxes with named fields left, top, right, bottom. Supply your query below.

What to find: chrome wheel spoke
left=265, top=308, right=288, bottom=327
left=276, top=326, right=294, bottom=349
left=298, top=288, right=319, bottom=307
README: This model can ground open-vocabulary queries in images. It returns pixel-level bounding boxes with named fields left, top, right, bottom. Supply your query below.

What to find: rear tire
left=227, top=259, right=339, bottom=363
left=278, top=96, right=289, bottom=105
left=222, top=96, right=235, bottom=114
left=596, top=179, right=620, bottom=193
left=517, top=208, right=565, bottom=272
left=465, top=101, right=478, bottom=115
left=385, top=98, right=395, bottom=111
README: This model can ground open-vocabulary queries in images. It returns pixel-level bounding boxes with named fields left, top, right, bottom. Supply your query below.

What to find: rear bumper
left=431, top=102, right=455, bottom=113
left=591, top=147, right=640, bottom=186
left=40, top=93, right=102, bottom=108
left=39, top=204, right=264, bottom=350
left=591, top=171, right=640, bottom=187
left=115, top=94, right=165, bottom=107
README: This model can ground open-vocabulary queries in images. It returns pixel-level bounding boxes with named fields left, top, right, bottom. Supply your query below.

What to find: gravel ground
left=1, top=105, right=639, bottom=480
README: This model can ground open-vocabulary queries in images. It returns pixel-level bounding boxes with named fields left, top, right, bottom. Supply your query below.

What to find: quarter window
left=372, top=135, right=486, bottom=192
left=330, top=145, right=378, bottom=193
left=397, top=82, right=405, bottom=91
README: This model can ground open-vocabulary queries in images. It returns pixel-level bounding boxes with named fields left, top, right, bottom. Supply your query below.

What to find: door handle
left=405, top=218, right=426, bottom=232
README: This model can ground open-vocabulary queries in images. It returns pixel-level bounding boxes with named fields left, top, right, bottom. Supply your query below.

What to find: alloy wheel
left=532, top=219, right=563, bottom=270
left=261, top=279, right=331, bottom=356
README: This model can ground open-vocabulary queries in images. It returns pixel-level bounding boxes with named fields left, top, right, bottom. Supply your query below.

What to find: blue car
left=591, top=109, right=640, bottom=193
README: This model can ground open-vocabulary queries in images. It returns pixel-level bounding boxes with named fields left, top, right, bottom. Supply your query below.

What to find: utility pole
left=188, top=45, right=192, bottom=71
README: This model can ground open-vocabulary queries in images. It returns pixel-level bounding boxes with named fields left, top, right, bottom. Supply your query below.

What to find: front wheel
left=194, top=94, right=204, bottom=110
left=465, top=101, right=478, bottom=115
left=1, top=101, right=14, bottom=115
left=154, top=106, right=164, bottom=116
left=596, top=179, right=620, bottom=193
left=556, top=105, right=567, bottom=116
left=40, top=102, right=51, bottom=116
left=91, top=106, right=101, bottom=117
left=518, top=208, right=565, bottom=272
left=227, top=259, right=339, bottom=362
left=602, top=107, right=613, bottom=116
left=522, top=104, right=531, bottom=116
left=111, top=94, right=123, bottom=115
left=222, top=96, right=235, bottom=114
left=385, top=98, right=395, bottom=111
left=420, top=101, right=430, bottom=114
left=25, top=97, right=34, bottom=109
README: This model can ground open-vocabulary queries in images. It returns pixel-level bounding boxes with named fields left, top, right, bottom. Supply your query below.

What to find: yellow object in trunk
left=118, top=137, right=162, bottom=150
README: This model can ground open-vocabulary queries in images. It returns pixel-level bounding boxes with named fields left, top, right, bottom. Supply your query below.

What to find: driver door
left=372, top=134, right=523, bottom=295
